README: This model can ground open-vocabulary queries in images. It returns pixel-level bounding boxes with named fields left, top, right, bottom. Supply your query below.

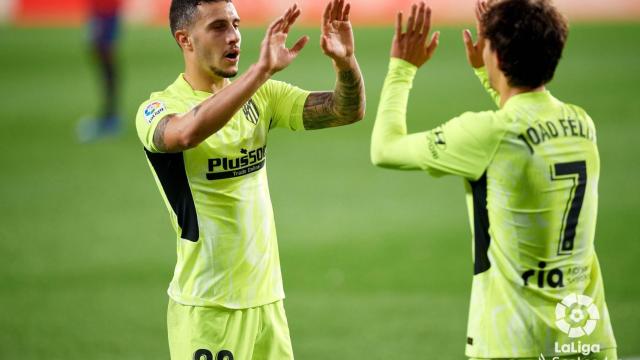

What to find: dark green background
left=0, top=23, right=638, bottom=359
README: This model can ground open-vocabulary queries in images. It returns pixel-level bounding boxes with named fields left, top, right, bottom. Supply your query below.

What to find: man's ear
left=175, top=29, right=193, bottom=51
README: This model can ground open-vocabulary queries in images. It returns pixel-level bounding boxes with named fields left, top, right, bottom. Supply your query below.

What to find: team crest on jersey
left=242, top=99, right=260, bottom=125
left=143, top=101, right=166, bottom=124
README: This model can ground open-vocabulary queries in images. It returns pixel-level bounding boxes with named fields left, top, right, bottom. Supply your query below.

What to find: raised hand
left=258, top=4, right=309, bottom=76
left=463, top=0, right=488, bottom=68
left=321, top=0, right=356, bottom=69
left=391, top=2, right=439, bottom=68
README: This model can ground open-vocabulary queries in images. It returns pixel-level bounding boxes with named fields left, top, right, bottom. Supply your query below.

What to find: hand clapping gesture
left=390, top=1, right=440, bottom=68
left=258, top=4, right=310, bottom=75
left=321, top=0, right=357, bottom=69
left=463, top=0, right=489, bottom=69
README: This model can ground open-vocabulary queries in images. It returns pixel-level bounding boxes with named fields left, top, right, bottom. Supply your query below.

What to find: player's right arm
left=151, top=5, right=309, bottom=153
left=462, top=0, right=500, bottom=107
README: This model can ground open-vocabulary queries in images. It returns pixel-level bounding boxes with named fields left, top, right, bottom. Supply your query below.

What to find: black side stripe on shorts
left=145, top=149, right=199, bottom=242
left=469, top=173, right=491, bottom=275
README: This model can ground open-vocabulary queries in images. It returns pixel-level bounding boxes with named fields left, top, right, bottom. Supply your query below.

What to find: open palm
left=321, top=0, right=354, bottom=66
left=258, top=4, right=309, bottom=75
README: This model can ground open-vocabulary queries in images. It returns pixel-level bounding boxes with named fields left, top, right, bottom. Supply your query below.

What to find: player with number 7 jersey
left=371, top=1, right=616, bottom=358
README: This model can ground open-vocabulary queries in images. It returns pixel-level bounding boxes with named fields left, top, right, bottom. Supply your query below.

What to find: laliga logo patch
left=144, top=101, right=166, bottom=124
left=555, top=293, right=600, bottom=338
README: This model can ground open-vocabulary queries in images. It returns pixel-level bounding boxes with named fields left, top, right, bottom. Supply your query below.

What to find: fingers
left=395, top=11, right=403, bottom=38
left=479, top=0, right=488, bottom=14
left=342, top=3, right=351, bottom=21
left=463, top=29, right=474, bottom=54
left=331, top=0, right=343, bottom=21
left=421, top=5, right=431, bottom=39
left=320, top=35, right=328, bottom=53
left=290, top=35, right=310, bottom=55
left=414, top=2, right=426, bottom=37
left=475, top=0, right=487, bottom=23
left=282, top=5, right=302, bottom=33
left=323, top=1, right=332, bottom=24
left=426, top=31, right=440, bottom=57
left=326, top=0, right=351, bottom=21
left=266, top=3, right=301, bottom=43
left=267, top=17, right=285, bottom=38
left=406, top=3, right=417, bottom=36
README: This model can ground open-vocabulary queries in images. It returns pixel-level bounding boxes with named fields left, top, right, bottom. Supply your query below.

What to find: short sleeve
left=264, top=80, right=310, bottom=131
left=420, top=111, right=506, bottom=180
left=135, top=97, right=182, bottom=153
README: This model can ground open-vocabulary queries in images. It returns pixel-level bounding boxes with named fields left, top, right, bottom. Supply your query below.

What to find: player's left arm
left=302, top=0, right=365, bottom=130
left=371, top=2, right=504, bottom=178
left=370, top=2, right=439, bottom=170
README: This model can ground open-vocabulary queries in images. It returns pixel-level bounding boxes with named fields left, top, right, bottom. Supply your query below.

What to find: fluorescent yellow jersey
left=136, top=74, right=309, bottom=309
left=372, top=59, right=617, bottom=358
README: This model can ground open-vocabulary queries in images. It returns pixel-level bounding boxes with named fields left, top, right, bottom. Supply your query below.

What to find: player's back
left=465, top=91, right=617, bottom=358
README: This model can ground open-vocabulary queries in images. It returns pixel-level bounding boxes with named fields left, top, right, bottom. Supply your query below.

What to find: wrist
left=389, top=57, right=418, bottom=72
left=332, top=55, right=357, bottom=71
left=252, top=62, right=274, bottom=80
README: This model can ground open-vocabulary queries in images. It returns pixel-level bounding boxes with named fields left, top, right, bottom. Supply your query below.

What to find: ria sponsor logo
left=206, top=145, right=267, bottom=180
left=521, top=263, right=590, bottom=288
left=522, top=261, right=565, bottom=288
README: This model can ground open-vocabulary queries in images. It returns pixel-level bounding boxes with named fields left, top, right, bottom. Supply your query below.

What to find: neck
left=183, top=61, right=230, bottom=94
left=498, top=81, right=546, bottom=108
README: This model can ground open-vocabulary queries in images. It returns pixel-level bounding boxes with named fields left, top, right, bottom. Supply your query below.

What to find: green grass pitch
left=0, top=23, right=639, bottom=359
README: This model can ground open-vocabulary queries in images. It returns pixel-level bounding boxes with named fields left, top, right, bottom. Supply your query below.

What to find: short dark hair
left=481, top=0, right=569, bottom=88
left=169, top=0, right=231, bottom=35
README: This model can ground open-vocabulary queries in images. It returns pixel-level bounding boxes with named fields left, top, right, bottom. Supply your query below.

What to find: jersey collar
left=503, top=90, right=558, bottom=110
left=173, top=73, right=214, bottom=99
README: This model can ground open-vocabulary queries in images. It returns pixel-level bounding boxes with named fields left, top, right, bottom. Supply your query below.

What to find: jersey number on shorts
left=194, top=349, right=234, bottom=360
left=551, top=160, right=587, bottom=256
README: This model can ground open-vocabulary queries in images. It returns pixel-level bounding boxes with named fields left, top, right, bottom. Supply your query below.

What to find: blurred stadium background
left=0, top=0, right=639, bottom=359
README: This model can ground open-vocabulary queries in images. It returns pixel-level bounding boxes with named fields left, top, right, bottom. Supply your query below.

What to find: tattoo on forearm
left=303, top=68, right=365, bottom=130
left=303, top=92, right=335, bottom=129
left=152, top=115, right=173, bottom=152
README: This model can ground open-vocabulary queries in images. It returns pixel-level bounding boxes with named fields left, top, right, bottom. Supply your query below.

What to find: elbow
left=370, top=147, right=389, bottom=168
left=370, top=153, right=383, bottom=167
left=176, top=130, right=203, bottom=151
left=179, top=137, right=199, bottom=150
left=341, top=107, right=366, bottom=125
left=354, top=101, right=366, bottom=123
left=355, top=107, right=366, bottom=123
left=175, top=120, right=225, bottom=151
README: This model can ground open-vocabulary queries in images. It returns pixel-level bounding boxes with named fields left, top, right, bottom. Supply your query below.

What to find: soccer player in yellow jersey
left=371, top=1, right=616, bottom=359
left=135, top=0, right=364, bottom=358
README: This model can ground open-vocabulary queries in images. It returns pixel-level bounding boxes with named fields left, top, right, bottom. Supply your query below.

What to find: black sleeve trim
left=469, top=173, right=491, bottom=275
left=145, top=149, right=199, bottom=242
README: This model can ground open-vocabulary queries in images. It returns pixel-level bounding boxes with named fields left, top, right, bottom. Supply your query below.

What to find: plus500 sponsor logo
left=208, top=146, right=266, bottom=173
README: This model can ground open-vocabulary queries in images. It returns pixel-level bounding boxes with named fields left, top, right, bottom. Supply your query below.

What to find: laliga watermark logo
left=555, top=293, right=600, bottom=338
left=540, top=294, right=604, bottom=360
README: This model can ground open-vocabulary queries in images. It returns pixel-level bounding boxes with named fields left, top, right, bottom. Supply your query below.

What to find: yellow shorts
left=167, top=299, right=294, bottom=360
